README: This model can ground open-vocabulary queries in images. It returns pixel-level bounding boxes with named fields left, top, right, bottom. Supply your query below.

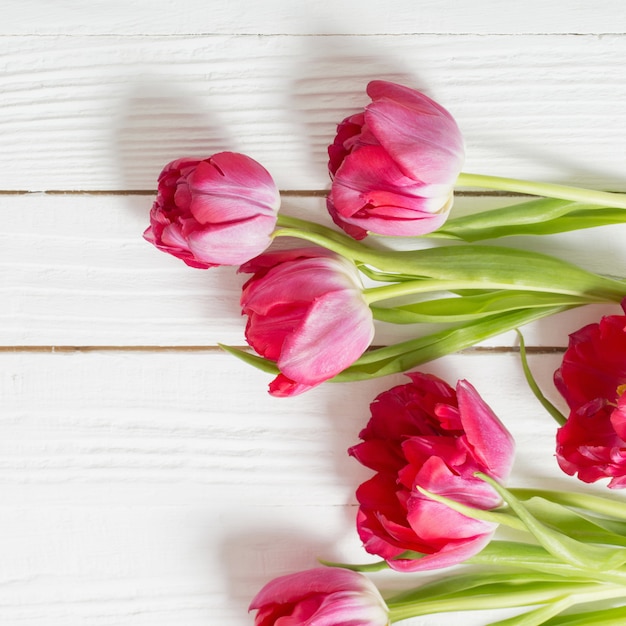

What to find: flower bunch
left=144, top=79, right=626, bottom=397
left=250, top=372, right=626, bottom=626
left=141, top=78, right=626, bottom=624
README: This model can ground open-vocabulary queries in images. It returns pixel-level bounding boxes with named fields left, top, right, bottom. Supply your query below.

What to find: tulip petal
left=456, top=380, right=515, bottom=481
left=189, top=152, right=280, bottom=213
left=186, top=213, right=275, bottom=266
left=278, top=289, right=374, bottom=385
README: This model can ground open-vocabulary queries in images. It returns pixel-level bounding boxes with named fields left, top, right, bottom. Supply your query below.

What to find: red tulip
left=144, top=152, right=279, bottom=268
left=239, top=248, right=375, bottom=397
left=349, top=372, right=514, bottom=571
left=249, top=567, right=389, bottom=626
left=327, top=80, right=464, bottom=239
left=554, top=301, right=626, bottom=487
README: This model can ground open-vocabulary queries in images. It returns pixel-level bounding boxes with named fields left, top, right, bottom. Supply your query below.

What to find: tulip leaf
left=334, top=306, right=570, bottom=381
left=217, top=344, right=280, bottom=375
left=478, top=474, right=626, bottom=571
left=522, top=497, right=626, bottom=547
left=429, top=197, right=626, bottom=242
left=509, top=488, right=626, bottom=523
left=371, top=291, right=592, bottom=324
left=468, top=541, right=597, bottom=579
left=516, top=329, right=567, bottom=426
left=415, top=485, right=527, bottom=531
left=386, top=574, right=607, bottom=622
left=317, top=557, right=390, bottom=572
left=541, top=605, right=626, bottom=625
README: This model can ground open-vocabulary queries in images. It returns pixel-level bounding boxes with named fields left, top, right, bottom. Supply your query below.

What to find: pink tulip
left=143, top=152, right=280, bottom=268
left=249, top=567, right=389, bottom=626
left=349, top=372, right=515, bottom=571
left=239, top=248, right=375, bottom=397
left=327, top=80, right=464, bottom=239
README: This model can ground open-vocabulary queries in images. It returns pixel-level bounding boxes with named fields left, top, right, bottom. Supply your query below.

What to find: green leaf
left=516, top=329, right=567, bottom=426
left=386, top=574, right=609, bottom=622
left=509, top=488, right=626, bottom=523
left=429, top=198, right=626, bottom=242
left=217, top=344, right=279, bottom=375
left=479, top=474, right=626, bottom=571
left=371, top=291, right=593, bottom=324
left=522, top=497, right=626, bottom=548
left=468, top=541, right=594, bottom=579
left=542, top=605, right=626, bottom=626
left=415, top=485, right=527, bottom=531
left=487, top=596, right=578, bottom=626
left=317, top=558, right=389, bottom=572
left=334, top=306, right=571, bottom=381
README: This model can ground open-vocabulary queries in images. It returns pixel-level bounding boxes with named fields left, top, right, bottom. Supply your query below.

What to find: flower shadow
left=288, top=36, right=421, bottom=190
left=113, top=78, right=234, bottom=191
left=219, top=527, right=337, bottom=618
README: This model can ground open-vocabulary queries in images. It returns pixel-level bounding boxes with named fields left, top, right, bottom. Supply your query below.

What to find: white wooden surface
left=3, top=3, right=626, bottom=624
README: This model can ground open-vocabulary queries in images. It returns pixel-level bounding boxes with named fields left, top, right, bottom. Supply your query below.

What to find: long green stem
left=457, top=172, right=626, bottom=209
left=272, top=226, right=626, bottom=303
left=387, top=581, right=626, bottom=622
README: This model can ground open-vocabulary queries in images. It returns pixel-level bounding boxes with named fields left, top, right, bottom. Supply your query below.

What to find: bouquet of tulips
left=143, top=79, right=626, bottom=625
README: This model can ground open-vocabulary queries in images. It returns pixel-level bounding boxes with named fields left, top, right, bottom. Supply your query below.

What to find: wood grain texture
left=5, top=5, right=626, bottom=625
left=4, top=0, right=626, bottom=35
left=2, top=34, right=626, bottom=190
left=3, top=193, right=624, bottom=347
left=0, top=349, right=599, bottom=625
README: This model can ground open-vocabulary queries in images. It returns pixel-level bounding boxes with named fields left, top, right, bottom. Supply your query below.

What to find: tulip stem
left=361, top=279, right=606, bottom=305
left=386, top=580, right=626, bottom=623
left=457, top=172, right=626, bottom=209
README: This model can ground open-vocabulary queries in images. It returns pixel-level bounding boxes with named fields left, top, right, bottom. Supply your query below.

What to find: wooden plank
left=4, top=0, right=626, bottom=35
left=0, top=349, right=608, bottom=625
left=2, top=193, right=624, bottom=347
left=2, top=34, right=626, bottom=190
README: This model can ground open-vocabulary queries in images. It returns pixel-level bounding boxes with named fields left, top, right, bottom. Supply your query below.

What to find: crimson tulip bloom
left=143, top=152, right=279, bottom=268
left=249, top=567, right=389, bottom=626
left=239, top=248, right=375, bottom=397
left=349, top=372, right=514, bottom=571
left=554, top=301, right=626, bottom=488
left=327, top=80, right=464, bottom=239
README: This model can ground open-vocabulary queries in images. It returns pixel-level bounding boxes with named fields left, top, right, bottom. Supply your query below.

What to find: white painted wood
left=3, top=193, right=624, bottom=347
left=0, top=349, right=609, bottom=625
left=5, top=5, right=626, bottom=624
left=4, top=0, right=626, bottom=35
left=2, top=34, right=626, bottom=190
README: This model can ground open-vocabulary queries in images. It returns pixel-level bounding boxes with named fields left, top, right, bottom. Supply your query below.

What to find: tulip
left=554, top=301, right=626, bottom=487
left=249, top=567, right=389, bottom=626
left=239, top=247, right=375, bottom=397
left=349, top=372, right=515, bottom=571
left=327, top=80, right=464, bottom=239
left=143, top=152, right=280, bottom=268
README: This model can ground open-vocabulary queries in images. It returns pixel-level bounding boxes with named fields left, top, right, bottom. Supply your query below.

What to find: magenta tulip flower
left=349, top=372, right=515, bottom=571
left=554, top=301, right=626, bottom=487
left=249, top=567, right=389, bottom=626
left=327, top=80, right=464, bottom=239
left=239, top=247, right=375, bottom=397
left=143, top=152, right=280, bottom=268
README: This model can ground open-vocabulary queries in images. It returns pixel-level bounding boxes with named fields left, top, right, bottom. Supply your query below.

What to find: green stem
left=276, top=213, right=355, bottom=244
left=272, top=227, right=626, bottom=303
left=387, top=580, right=626, bottom=623
left=457, top=172, right=626, bottom=209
